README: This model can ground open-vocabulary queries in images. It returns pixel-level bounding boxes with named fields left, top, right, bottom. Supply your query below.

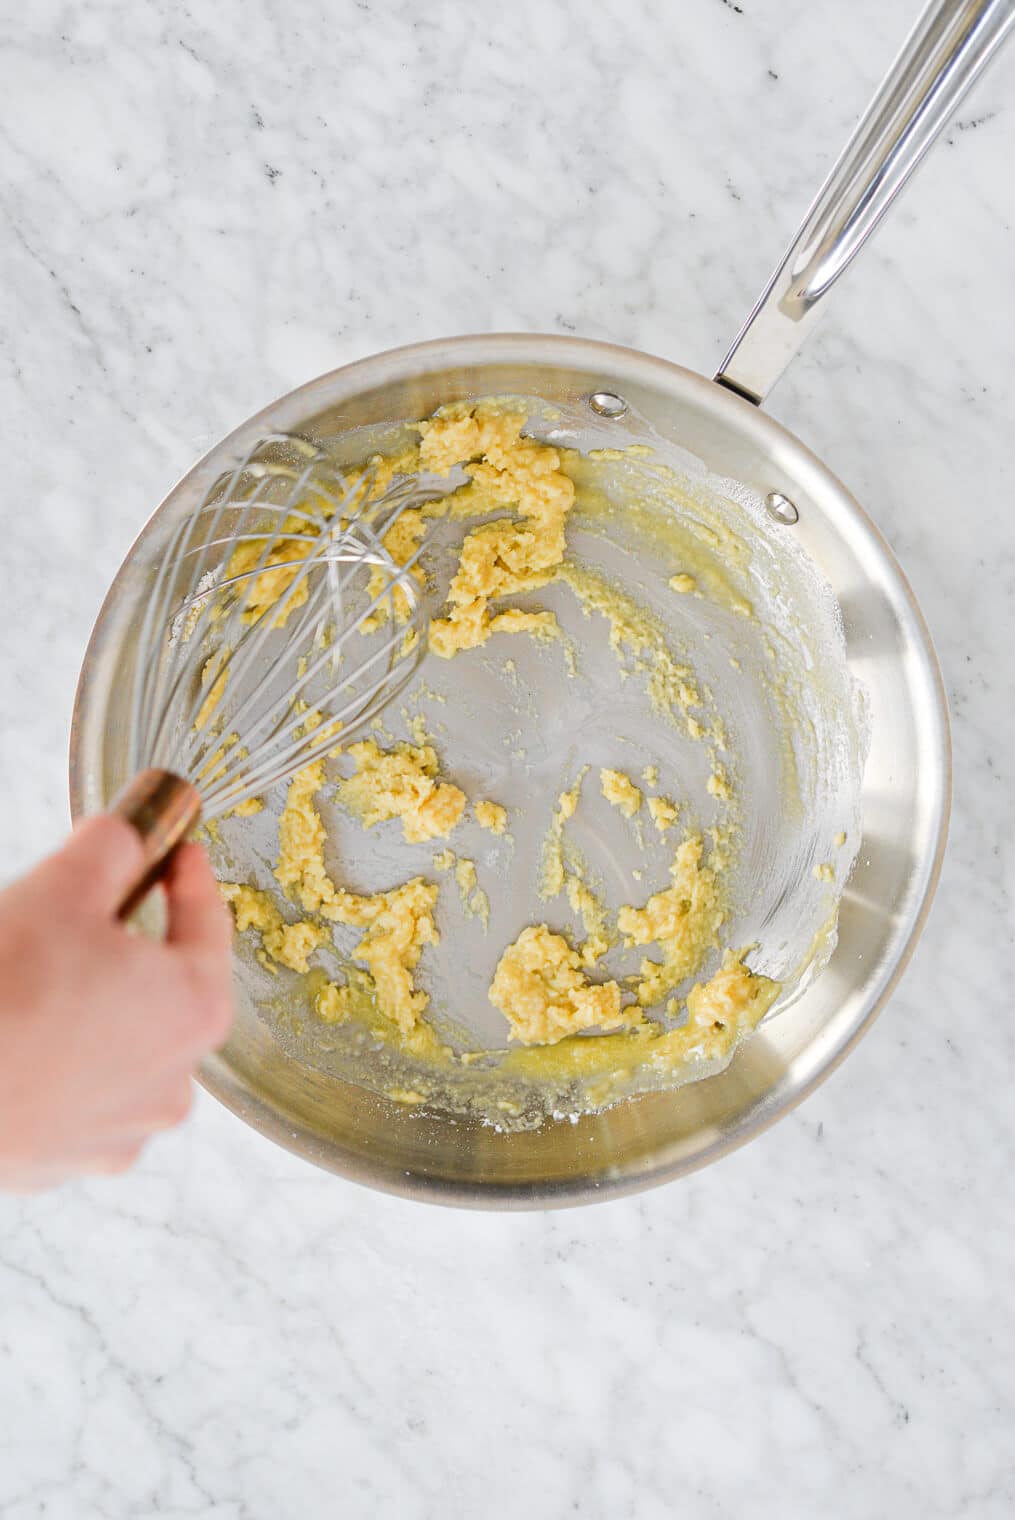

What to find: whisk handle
left=111, top=769, right=204, bottom=920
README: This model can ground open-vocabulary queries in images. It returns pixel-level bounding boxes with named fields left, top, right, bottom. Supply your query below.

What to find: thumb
left=164, top=843, right=234, bottom=961
left=28, top=814, right=147, bottom=918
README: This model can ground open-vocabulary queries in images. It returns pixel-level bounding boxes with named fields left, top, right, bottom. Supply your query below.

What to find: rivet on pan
left=765, top=491, right=799, bottom=525
left=588, top=391, right=628, bottom=419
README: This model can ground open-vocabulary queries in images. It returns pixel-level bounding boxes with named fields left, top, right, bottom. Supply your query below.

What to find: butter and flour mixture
left=204, top=399, right=862, bottom=1124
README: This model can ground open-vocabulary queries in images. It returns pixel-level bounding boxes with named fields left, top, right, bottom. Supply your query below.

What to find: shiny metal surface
left=70, top=333, right=951, bottom=1207
left=588, top=391, right=629, bottom=418
left=764, top=491, right=800, bottom=526
left=717, top=0, right=1015, bottom=403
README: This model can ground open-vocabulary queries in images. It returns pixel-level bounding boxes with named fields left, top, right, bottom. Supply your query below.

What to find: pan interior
left=177, top=393, right=867, bottom=1127
left=72, top=339, right=948, bottom=1200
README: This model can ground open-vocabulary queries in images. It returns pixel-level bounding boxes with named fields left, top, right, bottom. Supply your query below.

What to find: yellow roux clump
left=228, top=797, right=265, bottom=819
left=475, top=800, right=509, bottom=835
left=647, top=795, right=679, bottom=834
left=218, top=883, right=328, bottom=974
left=417, top=405, right=576, bottom=657
left=266, top=759, right=440, bottom=1034
left=225, top=522, right=320, bottom=628
left=600, top=768, right=642, bottom=817
left=684, top=950, right=780, bottom=1032
left=489, top=924, right=627, bottom=1046
left=499, top=949, right=779, bottom=1090
left=337, top=738, right=466, bottom=844
left=618, top=836, right=725, bottom=1007
left=332, top=878, right=440, bottom=1034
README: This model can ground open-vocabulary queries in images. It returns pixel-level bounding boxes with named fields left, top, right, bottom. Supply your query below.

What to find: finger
left=28, top=814, right=146, bottom=918
left=165, top=843, right=233, bottom=959
left=165, top=913, right=236, bottom=1054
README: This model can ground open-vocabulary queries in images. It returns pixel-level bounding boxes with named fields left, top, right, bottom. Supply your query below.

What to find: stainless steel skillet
left=70, top=0, right=1012, bottom=1205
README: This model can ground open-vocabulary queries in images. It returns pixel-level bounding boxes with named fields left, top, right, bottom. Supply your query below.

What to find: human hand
left=0, top=816, right=233, bottom=1192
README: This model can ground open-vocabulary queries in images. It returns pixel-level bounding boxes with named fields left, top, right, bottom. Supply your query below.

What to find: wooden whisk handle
left=111, top=769, right=204, bottom=920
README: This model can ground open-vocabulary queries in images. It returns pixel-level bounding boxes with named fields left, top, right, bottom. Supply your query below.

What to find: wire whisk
left=110, top=432, right=460, bottom=916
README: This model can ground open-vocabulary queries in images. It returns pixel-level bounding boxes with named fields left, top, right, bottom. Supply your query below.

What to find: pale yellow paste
left=500, top=950, right=779, bottom=1096
left=433, top=849, right=489, bottom=925
left=225, top=523, right=317, bottom=628
left=489, top=924, right=627, bottom=1046
left=228, top=797, right=265, bottom=818
left=707, top=765, right=733, bottom=801
left=565, top=875, right=612, bottom=966
left=540, top=769, right=586, bottom=899
left=475, top=800, right=509, bottom=835
left=337, top=738, right=466, bottom=844
left=272, top=761, right=439, bottom=1033
left=336, top=878, right=439, bottom=1034
left=617, top=835, right=724, bottom=1007
left=219, top=882, right=327, bottom=974
left=600, top=768, right=642, bottom=817
left=196, top=660, right=230, bottom=732
left=416, top=405, right=576, bottom=658
left=684, top=950, right=780, bottom=1033
left=647, top=796, right=679, bottom=834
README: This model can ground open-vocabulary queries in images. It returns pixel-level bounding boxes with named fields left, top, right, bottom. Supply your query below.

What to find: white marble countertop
left=2, top=1, right=1014, bottom=1514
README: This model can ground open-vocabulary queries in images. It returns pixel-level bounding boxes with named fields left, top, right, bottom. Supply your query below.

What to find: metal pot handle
left=715, top=0, right=1015, bottom=406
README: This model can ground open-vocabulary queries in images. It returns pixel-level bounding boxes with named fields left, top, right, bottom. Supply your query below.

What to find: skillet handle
left=715, top=0, right=1015, bottom=406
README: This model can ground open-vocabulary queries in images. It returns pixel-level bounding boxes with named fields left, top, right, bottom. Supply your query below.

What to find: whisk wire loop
left=126, top=434, right=452, bottom=823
